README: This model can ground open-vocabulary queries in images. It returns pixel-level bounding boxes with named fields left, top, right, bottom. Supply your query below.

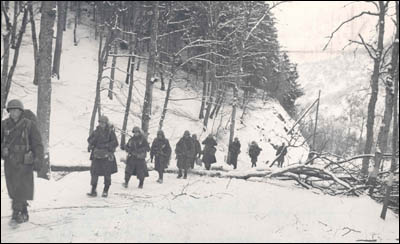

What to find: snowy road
left=1, top=168, right=398, bottom=243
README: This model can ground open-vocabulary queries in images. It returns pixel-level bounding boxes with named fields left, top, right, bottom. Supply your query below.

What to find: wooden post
left=312, top=90, right=321, bottom=154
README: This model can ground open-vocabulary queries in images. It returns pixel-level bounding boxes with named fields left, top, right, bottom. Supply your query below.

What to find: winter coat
left=1, top=112, right=44, bottom=201
left=249, top=144, right=262, bottom=159
left=150, top=137, right=172, bottom=171
left=202, top=137, right=217, bottom=165
left=125, top=135, right=150, bottom=179
left=175, top=136, right=195, bottom=170
left=228, top=141, right=241, bottom=166
left=87, top=125, right=118, bottom=176
left=191, top=138, right=202, bottom=159
left=276, top=145, right=288, bottom=161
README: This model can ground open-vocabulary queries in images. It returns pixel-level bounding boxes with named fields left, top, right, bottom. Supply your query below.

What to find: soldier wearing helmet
left=1, top=99, right=44, bottom=225
left=87, top=115, right=118, bottom=198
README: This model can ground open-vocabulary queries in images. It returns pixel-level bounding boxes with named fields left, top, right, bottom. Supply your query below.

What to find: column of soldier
left=1, top=100, right=286, bottom=225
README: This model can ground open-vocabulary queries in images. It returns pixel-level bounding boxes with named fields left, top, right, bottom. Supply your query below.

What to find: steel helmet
left=6, top=99, right=24, bottom=112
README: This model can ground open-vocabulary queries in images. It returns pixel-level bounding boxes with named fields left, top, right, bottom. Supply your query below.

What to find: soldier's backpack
left=23, top=109, right=50, bottom=180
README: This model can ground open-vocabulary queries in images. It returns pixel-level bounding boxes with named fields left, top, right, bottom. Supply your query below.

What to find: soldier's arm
left=107, top=130, right=119, bottom=151
left=29, top=122, right=45, bottom=164
left=165, top=140, right=172, bottom=157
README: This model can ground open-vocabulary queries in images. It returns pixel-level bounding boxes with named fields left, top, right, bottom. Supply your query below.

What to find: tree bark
left=120, top=37, right=136, bottom=149
left=27, top=1, right=39, bottom=85
left=73, top=2, right=78, bottom=45
left=52, top=1, right=66, bottom=80
left=199, top=60, right=208, bottom=119
left=108, top=42, right=117, bottom=100
left=11, top=2, right=18, bottom=48
left=361, top=2, right=386, bottom=176
left=141, top=1, right=159, bottom=138
left=37, top=1, right=56, bottom=175
left=381, top=1, right=399, bottom=220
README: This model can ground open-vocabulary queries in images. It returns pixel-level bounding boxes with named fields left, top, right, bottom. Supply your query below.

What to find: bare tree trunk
left=141, top=1, right=159, bottom=138
left=381, top=3, right=399, bottom=218
left=76, top=1, right=81, bottom=24
left=37, top=1, right=56, bottom=179
left=1, top=4, right=28, bottom=117
left=11, top=2, right=18, bottom=48
left=199, top=60, right=208, bottom=119
left=108, top=42, right=117, bottom=100
left=210, top=85, right=222, bottom=119
left=89, top=28, right=115, bottom=135
left=203, top=58, right=216, bottom=131
left=73, top=2, right=78, bottom=45
left=361, top=2, right=386, bottom=176
left=27, top=1, right=39, bottom=85
left=52, top=1, right=66, bottom=80
left=159, top=66, right=174, bottom=131
left=120, top=37, right=135, bottom=149
left=63, top=1, right=68, bottom=31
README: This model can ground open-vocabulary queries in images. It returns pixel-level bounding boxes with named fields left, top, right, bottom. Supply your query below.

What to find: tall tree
left=52, top=1, right=66, bottom=79
left=323, top=1, right=389, bottom=176
left=37, top=1, right=56, bottom=178
left=27, top=1, right=39, bottom=85
left=141, top=1, right=159, bottom=137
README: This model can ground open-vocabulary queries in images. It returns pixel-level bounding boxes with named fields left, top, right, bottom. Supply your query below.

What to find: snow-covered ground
left=1, top=4, right=398, bottom=243
left=1, top=168, right=399, bottom=243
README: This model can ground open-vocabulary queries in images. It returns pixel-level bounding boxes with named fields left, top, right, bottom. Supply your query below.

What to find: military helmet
left=6, top=99, right=24, bottom=112
left=98, top=115, right=109, bottom=124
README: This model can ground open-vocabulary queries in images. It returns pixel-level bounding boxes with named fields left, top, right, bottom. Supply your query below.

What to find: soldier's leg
left=177, top=169, right=183, bottom=178
left=183, top=169, right=188, bottom=179
left=138, top=177, right=144, bottom=188
left=21, top=201, right=29, bottom=222
left=88, top=175, right=98, bottom=196
left=102, top=175, right=111, bottom=197
left=124, top=171, right=131, bottom=188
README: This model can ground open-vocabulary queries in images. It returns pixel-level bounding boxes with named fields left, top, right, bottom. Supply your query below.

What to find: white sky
left=272, top=1, right=397, bottom=63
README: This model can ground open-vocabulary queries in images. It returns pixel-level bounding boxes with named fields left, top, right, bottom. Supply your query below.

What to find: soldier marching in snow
left=87, top=115, right=118, bottom=198
left=150, top=130, right=172, bottom=183
left=202, top=134, right=218, bottom=170
left=123, top=126, right=150, bottom=189
left=175, top=130, right=195, bottom=178
left=190, top=134, right=202, bottom=169
left=248, top=141, right=262, bottom=167
left=1, top=99, right=44, bottom=224
left=228, top=137, right=241, bottom=169
left=276, top=142, right=288, bottom=168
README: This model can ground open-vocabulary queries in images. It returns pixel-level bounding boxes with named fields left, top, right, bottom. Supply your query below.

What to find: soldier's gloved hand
left=33, top=158, right=42, bottom=172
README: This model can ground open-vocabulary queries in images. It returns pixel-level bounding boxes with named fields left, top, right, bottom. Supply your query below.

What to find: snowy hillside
left=4, top=10, right=309, bottom=171
left=294, top=50, right=387, bottom=118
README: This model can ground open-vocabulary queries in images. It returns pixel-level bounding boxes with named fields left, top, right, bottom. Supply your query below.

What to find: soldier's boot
left=102, top=185, right=110, bottom=198
left=138, top=179, right=144, bottom=189
left=183, top=170, right=188, bottom=179
left=123, top=174, right=130, bottom=188
left=87, top=184, right=97, bottom=197
left=11, top=209, right=18, bottom=221
left=15, top=211, right=24, bottom=224
left=22, top=204, right=29, bottom=222
left=177, top=170, right=183, bottom=179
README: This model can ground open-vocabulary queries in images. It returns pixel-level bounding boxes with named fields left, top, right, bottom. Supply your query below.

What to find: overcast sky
left=272, top=1, right=397, bottom=63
